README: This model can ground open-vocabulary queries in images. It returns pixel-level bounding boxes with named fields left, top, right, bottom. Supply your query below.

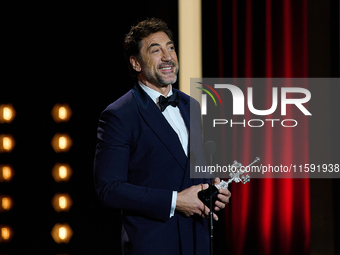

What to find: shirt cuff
left=169, top=191, right=177, bottom=218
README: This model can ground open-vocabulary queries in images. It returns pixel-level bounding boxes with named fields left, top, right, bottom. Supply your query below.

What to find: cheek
left=144, top=56, right=159, bottom=70
left=171, top=53, right=178, bottom=63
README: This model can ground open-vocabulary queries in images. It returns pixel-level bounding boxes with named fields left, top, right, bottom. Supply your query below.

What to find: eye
left=168, top=46, right=175, bottom=51
left=152, top=49, right=159, bottom=53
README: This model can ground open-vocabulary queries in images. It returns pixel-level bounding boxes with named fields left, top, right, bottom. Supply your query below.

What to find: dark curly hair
left=123, top=18, right=173, bottom=78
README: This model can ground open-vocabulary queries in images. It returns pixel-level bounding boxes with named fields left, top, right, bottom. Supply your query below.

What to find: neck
left=138, top=77, right=171, bottom=96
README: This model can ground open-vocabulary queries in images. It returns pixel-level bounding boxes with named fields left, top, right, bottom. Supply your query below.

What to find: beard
left=142, top=61, right=179, bottom=87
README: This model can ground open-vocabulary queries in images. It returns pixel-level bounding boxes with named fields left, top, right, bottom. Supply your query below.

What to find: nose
left=162, top=49, right=172, bottom=61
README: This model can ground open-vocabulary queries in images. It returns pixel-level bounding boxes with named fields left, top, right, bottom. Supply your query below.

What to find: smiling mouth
left=158, top=61, right=176, bottom=72
left=159, top=66, right=175, bottom=74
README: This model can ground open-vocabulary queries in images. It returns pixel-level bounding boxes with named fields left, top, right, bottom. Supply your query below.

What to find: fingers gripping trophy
left=198, top=156, right=260, bottom=255
left=198, top=157, right=260, bottom=207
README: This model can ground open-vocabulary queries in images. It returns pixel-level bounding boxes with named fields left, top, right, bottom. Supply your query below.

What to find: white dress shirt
left=139, top=81, right=188, bottom=218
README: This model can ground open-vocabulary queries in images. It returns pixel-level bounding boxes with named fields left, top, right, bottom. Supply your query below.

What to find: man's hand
left=212, top=178, right=231, bottom=212
left=176, top=184, right=219, bottom=221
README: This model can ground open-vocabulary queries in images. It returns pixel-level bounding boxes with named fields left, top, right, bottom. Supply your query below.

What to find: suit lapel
left=177, top=88, right=191, bottom=157
left=177, top=89, right=190, bottom=132
left=132, top=85, right=188, bottom=171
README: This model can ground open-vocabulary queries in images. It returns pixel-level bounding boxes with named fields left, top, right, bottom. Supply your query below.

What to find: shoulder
left=104, top=89, right=136, bottom=113
left=101, top=85, right=147, bottom=121
left=97, top=89, right=139, bottom=133
left=174, top=88, right=201, bottom=109
left=97, top=89, right=137, bottom=140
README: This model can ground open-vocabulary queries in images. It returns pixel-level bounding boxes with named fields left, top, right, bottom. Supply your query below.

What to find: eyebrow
left=147, top=41, right=174, bottom=51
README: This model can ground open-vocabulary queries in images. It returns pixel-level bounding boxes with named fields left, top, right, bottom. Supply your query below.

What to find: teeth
left=161, top=67, right=172, bottom=70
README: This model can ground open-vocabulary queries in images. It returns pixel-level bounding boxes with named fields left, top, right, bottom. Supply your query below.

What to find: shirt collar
left=138, top=81, right=173, bottom=105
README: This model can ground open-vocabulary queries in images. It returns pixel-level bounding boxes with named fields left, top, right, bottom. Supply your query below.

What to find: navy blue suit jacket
left=94, top=84, right=209, bottom=255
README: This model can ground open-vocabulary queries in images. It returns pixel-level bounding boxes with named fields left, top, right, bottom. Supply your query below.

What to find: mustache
left=158, top=61, right=177, bottom=68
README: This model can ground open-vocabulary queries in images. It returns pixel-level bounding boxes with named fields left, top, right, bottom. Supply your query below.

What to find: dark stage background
left=2, top=1, right=178, bottom=254
left=1, top=0, right=339, bottom=254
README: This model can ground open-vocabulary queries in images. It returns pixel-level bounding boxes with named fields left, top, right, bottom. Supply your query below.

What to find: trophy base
left=198, top=184, right=220, bottom=208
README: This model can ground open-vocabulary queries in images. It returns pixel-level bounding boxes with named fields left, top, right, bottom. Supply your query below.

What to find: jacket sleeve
left=93, top=108, right=172, bottom=221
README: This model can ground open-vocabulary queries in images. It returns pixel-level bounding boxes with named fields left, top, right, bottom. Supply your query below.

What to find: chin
left=164, top=74, right=178, bottom=84
left=156, top=74, right=177, bottom=87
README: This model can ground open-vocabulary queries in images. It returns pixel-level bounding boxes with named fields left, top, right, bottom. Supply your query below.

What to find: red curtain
left=217, top=0, right=311, bottom=254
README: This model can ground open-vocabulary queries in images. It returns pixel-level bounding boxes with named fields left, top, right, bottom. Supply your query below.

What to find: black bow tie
left=158, top=91, right=179, bottom=112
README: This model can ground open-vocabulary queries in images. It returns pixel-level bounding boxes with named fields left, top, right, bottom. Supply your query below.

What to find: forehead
left=141, top=31, right=172, bottom=48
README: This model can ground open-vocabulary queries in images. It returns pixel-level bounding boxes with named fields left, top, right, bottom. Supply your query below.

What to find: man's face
left=132, top=31, right=179, bottom=87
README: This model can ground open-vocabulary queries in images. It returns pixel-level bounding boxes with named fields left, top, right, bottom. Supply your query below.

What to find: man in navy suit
left=94, top=18, right=231, bottom=255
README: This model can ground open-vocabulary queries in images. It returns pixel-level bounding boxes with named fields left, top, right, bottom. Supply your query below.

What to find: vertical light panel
left=178, top=0, right=202, bottom=97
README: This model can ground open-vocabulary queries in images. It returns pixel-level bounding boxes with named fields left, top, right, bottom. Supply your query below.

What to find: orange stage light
left=0, top=225, right=13, bottom=243
left=0, top=134, right=15, bottom=153
left=0, top=104, right=16, bottom=123
left=51, top=133, right=73, bottom=152
left=0, top=165, right=14, bottom=182
left=51, top=223, right=73, bottom=244
left=51, top=104, right=72, bottom=123
left=51, top=163, right=72, bottom=182
left=52, top=193, right=73, bottom=212
left=0, top=195, right=14, bottom=212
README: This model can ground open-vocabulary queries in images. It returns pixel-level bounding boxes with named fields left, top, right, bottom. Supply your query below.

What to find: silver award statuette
left=198, top=157, right=260, bottom=207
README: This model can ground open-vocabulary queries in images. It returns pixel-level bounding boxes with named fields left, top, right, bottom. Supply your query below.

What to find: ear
left=130, top=56, right=142, bottom=72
